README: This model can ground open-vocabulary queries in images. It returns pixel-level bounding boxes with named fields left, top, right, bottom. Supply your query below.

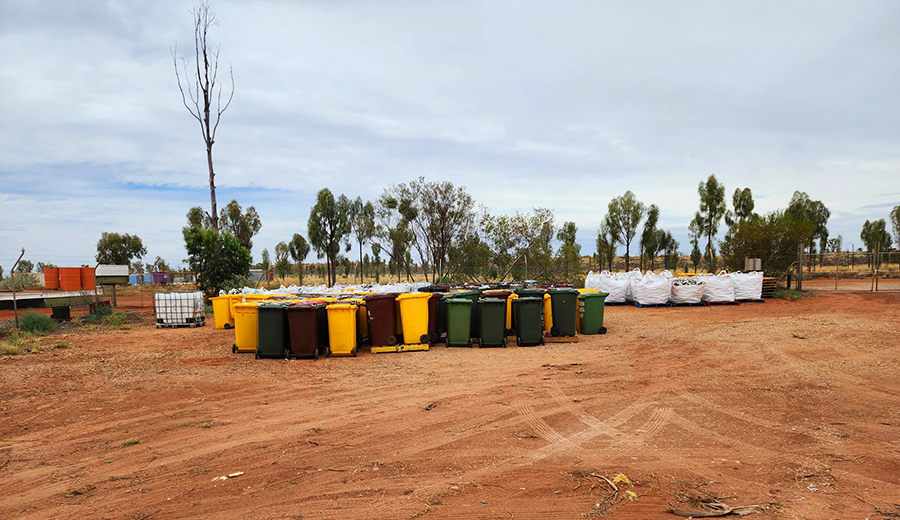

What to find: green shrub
left=0, top=273, right=42, bottom=291
left=0, top=343, right=20, bottom=355
left=101, top=312, right=127, bottom=328
left=19, top=311, right=57, bottom=334
left=83, top=305, right=113, bottom=323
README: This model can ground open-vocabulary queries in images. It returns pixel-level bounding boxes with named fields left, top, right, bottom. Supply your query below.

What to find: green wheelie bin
left=445, top=298, right=474, bottom=347
left=578, top=292, right=609, bottom=335
left=512, top=297, right=544, bottom=346
left=256, top=302, right=290, bottom=359
left=513, top=288, right=546, bottom=331
left=477, top=298, right=507, bottom=348
left=547, top=288, right=579, bottom=337
left=442, top=289, right=481, bottom=336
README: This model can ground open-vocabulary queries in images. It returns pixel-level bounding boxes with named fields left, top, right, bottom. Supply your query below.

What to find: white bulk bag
left=700, top=271, right=735, bottom=302
left=596, top=272, right=629, bottom=303
left=584, top=270, right=603, bottom=290
left=732, top=271, right=763, bottom=300
left=669, top=279, right=705, bottom=304
left=633, top=272, right=673, bottom=305
left=624, top=269, right=643, bottom=301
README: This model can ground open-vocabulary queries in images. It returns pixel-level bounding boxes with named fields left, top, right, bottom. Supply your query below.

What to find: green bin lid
left=513, top=296, right=543, bottom=302
left=445, top=298, right=473, bottom=305
left=578, top=292, right=609, bottom=299
left=548, top=288, right=579, bottom=294
left=258, top=302, right=290, bottom=309
left=478, top=298, right=506, bottom=305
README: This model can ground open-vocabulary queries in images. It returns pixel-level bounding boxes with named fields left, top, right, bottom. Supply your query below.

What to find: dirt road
left=1, top=292, right=898, bottom=519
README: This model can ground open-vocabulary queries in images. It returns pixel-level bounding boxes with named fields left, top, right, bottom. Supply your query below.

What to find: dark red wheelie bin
left=364, top=294, right=399, bottom=347
left=286, top=302, right=328, bottom=359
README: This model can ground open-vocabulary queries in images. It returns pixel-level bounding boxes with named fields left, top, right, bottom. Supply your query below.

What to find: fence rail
left=799, top=252, right=900, bottom=291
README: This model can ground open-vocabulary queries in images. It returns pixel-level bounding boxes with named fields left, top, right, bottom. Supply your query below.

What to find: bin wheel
left=351, top=346, right=358, bottom=357
left=599, top=326, right=607, bottom=335
left=255, top=351, right=260, bottom=359
left=516, top=336, right=522, bottom=347
left=284, top=349, right=290, bottom=359
left=420, top=334, right=430, bottom=345
left=501, top=337, right=508, bottom=348
left=387, top=335, right=397, bottom=346
left=550, top=326, right=560, bottom=337
left=232, top=344, right=237, bottom=354
left=325, top=347, right=332, bottom=358
left=313, top=348, right=320, bottom=360
left=540, top=336, right=545, bottom=345
left=224, top=323, right=232, bottom=329
left=428, top=332, right=439, bottom=344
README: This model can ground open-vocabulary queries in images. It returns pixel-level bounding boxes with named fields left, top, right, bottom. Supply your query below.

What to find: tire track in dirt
left=767, top=346, right=900, bottom=400
left=357, top=390, right=669, bottom=518
left=667, top=412, right=900, bottom=490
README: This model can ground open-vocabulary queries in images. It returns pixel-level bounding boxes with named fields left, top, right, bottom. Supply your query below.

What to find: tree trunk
left=206, top=144, right=218, bottom=232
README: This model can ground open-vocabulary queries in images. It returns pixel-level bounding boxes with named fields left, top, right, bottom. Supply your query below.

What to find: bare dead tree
left=172, top=1, right=234, bottom=232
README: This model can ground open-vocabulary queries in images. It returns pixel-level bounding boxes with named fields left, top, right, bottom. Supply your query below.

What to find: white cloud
left=1, top=0, right=900, bottom=271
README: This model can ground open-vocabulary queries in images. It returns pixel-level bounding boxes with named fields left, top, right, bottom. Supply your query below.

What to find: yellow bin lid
left=396, top=292, right=432, bottom=300
left=328, top=303, right=358, bottom=310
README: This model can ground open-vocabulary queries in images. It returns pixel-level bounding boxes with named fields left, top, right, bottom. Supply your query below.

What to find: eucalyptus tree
left=605, top=191, right=645, bottom=271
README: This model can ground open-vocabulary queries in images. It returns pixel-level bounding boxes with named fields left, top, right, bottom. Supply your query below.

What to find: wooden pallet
left=668, top=302, right=707, bottom=307
left=705, top=300, right=741, bottom=306
left=371, top=343, right=430, bottom=354
left=604, top=301, right=628, bottom=306
left=736, top=299, right=765, bottom=303
left=156, top=320, right=205, bottom=329
left=543, top=334, right=579, bottom=343
left=761, top=277, right=778, bottom=298
left=633, top=302, right=670, bottom=308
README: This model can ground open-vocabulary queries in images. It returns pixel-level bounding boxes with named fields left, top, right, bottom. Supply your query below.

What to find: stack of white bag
left=698, top=271, right=735, bottom=302
left=624, top=269, right=644, bottom=301
left=584, top=270, right=629, bottom=303
left=631, top=270, right=674, bottom=305
left=732, top=271, right=763, bottom=300
left=669, top=278, right=705, bottom=304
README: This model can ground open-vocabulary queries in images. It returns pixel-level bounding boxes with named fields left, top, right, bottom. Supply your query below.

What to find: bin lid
left=478, top=298, right=506, bottom=305
left=258, top=302, right=290, bottom=309
left=482, top=290, right=512, bottom=298
left=445, top=298, right=473, bottom=305
left=450, top=289, right=482, bottom=296
left=287, top=301, right=324, bottom=310
left=578, top=292, right=609, bottom=299
left=512, top=296, right=543, bottom=303
left=514, top=288, right=546, bottom=296
left=547, top=288, right=579, bottom=294
left=234, top=302, right=261, bottom=310
left=396, top=292, right=432, bottom=300
left=363, top=293, right=398, bottom=301
left=327, top=303, right=358, bottom=310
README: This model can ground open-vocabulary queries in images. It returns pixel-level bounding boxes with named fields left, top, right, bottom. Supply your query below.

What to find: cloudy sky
left=1, top=0, right=899, bottom=272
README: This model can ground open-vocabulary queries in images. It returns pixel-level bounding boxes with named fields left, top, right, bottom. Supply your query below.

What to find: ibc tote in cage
left=154, top=291, right=206, bottom=328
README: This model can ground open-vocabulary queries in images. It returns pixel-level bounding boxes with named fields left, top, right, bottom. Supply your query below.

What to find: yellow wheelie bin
left=211, top=295, right=235, bottom=329
left=326, top=303, right=359, bottom=357
left=396, top=292, right=431, bottom=345
left=232, top=302, right=261, bottom=353
left=344, top=298, right=369, bottom=344
left=543, top=293, right=553, bottom=335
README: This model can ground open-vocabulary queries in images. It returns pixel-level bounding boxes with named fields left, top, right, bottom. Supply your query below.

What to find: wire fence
left=798, top=252, right=900, bottom=291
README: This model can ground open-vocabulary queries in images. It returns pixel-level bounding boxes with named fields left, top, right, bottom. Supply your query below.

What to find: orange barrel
left=44, top=267, right=60, bottom=289
left=81, top=267, right=96, bottom=290
left=59, top=268, right=82, bottom=291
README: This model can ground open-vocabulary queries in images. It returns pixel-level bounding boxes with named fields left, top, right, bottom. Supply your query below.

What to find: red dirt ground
left=1, top=292, right=898, bottom=519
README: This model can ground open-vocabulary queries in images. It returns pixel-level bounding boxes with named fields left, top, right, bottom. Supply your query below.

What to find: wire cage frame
left=154, top=290, right=206, bottom=328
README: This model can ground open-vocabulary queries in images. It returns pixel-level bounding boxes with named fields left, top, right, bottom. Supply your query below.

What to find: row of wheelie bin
left=215, top=286, right=609, bottom=359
